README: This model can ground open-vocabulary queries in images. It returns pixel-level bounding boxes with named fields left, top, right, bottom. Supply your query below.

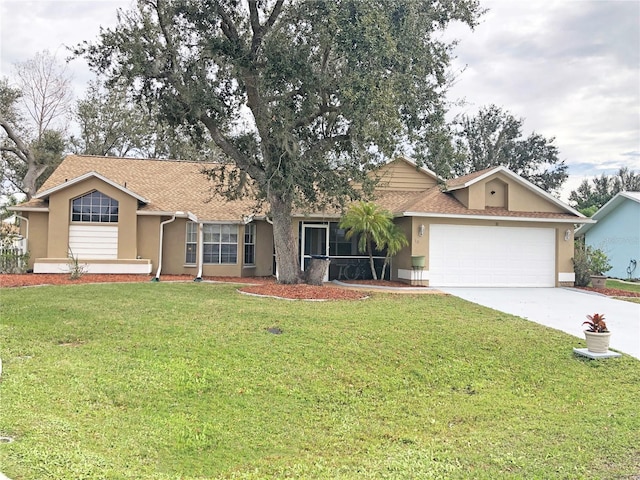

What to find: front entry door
left=301, top=224, right=329, bottom=281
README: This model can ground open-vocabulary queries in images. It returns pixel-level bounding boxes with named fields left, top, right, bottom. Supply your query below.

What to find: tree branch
left=0, top=120, right=30, bottom=162
left=199, top=115, right=265, bottom=184
left=294, top=104, right=340, bottom=129
left=249, top=0, right=285, bottom=58
left=216, top=3, right=240, bottom=43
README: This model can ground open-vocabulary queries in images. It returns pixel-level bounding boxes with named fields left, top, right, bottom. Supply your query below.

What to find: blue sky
left=1, top=0, right=639, bottom=200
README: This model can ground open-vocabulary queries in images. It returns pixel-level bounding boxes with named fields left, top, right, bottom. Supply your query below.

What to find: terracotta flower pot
left=584, top=330, right=611, bottom=353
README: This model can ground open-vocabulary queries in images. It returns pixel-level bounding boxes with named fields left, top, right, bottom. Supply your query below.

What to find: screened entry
left=299, top=222, right=388, bottom=281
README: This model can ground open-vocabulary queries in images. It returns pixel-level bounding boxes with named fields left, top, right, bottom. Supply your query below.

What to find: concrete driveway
left=440, top=287, right=640, bottom=360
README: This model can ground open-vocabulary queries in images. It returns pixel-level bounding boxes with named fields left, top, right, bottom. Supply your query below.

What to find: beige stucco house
left=10, top=154, right=592, bottom=286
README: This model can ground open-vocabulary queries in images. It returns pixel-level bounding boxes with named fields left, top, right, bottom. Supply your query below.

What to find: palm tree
left=379, top=223, right=408, bottom=280
left=339, top=201, right=393, bottom=280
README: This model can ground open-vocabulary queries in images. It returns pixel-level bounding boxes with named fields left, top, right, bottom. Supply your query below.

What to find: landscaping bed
left=578, top=286, right=640, bottom=298
left=0, top=273, right=367, bottom=300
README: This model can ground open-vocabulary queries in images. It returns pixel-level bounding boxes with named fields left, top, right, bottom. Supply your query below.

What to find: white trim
left=35, top=171, right=149, bottom=203
left=397, top=268, right=429, bottom=281
left=301, top=222, right=330, bottom=282
left=402, top=211, right=594, bottom=224
left=137, top=210, right=180, bottom=216
left=559, top=272, right=576, bottom=282
left=137, top=210, right=199, bottom=222
left=445, top=166, right=586, bottom=218
left=34, top=262, right=152, bottom=274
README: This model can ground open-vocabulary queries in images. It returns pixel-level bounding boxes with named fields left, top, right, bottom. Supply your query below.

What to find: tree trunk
left=22, top=161, right=47, bottom=200
left=367, top=238, right=378, bottom=280
left=381, top=257, right=389, bottom=281
left=269, top=193, right=302, bottom=284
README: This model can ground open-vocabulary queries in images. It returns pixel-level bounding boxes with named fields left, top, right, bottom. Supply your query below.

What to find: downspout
left=265, top=216, right=277, bottom=280
left=195, top=221, right=204, bottom=281
left=15, top=214, right=29, bottom=253
left=153, top=212, right=181, bottom=281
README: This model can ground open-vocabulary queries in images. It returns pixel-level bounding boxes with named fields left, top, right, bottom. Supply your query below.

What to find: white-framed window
left=185, top=222, right=197, bottom=264
left=244, top=223, right=256, bottom=265
left=203, top=224, right=238, bottom=264
left=71, top=190, right=119, bottom=223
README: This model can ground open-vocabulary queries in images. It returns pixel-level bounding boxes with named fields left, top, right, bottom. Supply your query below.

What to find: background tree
left=569, top=167, right=640, bottom=216
left=71, top=79, right=219, bottom=161
left=422, top=104, right=568, bottom=194
left=76, top=0, right=482, bottom=283
left=0, top=51, right=72, bottom=199
left=339, top=201, right=393, bottom=280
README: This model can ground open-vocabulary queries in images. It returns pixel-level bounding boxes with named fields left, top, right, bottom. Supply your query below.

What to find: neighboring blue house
left=576, top=192, right=640, bottom=279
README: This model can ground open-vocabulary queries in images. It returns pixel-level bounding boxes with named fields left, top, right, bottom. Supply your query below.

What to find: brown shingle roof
left=398, top=187, right=578, bottom=220
left=445, top=167, right=496, bottom=190
left=36, top=155, right=265, bottom=221
left=20, top=155, right=579, bottom=222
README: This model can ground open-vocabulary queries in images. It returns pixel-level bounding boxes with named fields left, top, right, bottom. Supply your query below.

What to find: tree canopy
left=76, top=0, right=482, bottom=283
left=421, top=104, right=568, bottom=194
left=569, top=167, right=640, bottom=216
left=71, top=79, right=220, bottom=161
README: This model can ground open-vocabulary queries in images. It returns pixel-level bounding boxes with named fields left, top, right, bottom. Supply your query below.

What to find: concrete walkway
left=440, top=287, right=640, bottom=360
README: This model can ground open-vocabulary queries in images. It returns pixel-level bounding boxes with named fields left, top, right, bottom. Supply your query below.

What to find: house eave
left=7, top=206, right=49, bottom=213
left=137, top=210, right=199, bottom=222
left=403, top=211, right=595, bottom=224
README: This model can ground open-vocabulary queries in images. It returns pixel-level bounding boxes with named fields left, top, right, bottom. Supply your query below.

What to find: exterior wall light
left=564, top=229, right=571, bottom=241
left=418, top=224, right=425, bottom=237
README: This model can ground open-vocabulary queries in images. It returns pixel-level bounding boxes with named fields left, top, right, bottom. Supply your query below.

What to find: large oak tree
left=77, top=0, right=481, bottom=283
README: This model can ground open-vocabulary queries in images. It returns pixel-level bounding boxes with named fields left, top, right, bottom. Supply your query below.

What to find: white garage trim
left=429, top=225, right=556, bottom=287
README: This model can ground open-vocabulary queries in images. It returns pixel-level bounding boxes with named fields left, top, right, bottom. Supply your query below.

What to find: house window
left=244, top=223, right=256, bottom=265
left=185, top=222, right=197, bottom=264
left=203, top=224, right=238, bottom=264
left=71, top=191, right=119, bottom=223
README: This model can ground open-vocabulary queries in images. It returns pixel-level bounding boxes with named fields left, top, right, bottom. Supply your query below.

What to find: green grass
left=1, top=283, right=639, bottom=479
left=607, top=279, right=640, bottom=293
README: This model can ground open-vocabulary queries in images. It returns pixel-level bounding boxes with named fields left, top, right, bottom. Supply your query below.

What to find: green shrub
left=572, top=243, right=612, bottom=286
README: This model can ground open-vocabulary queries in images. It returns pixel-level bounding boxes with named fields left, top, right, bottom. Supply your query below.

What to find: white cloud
left=443, top=0, right=640, bottom=201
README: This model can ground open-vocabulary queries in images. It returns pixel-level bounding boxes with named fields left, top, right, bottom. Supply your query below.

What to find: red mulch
left=340, top=279, right=426, bottom=288
left=0, top=273, right=367, bottom=300
left=577, top=286, right=640, bottom=298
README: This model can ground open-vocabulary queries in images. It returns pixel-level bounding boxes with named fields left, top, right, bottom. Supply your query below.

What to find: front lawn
left=1, top=283, right=639, bottom=479
left=607, top=279, right=640, bottom=293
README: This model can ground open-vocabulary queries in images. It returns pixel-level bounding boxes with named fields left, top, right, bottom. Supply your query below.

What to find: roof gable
left=445, top=166, right=585, bottom=218
left=576, top=191, right=640, bottom=236
left=32, top=154, right=265, bottom=222
left=35, top=171, right=150, bottom=203
left=371, top=156, right=440, bottom=191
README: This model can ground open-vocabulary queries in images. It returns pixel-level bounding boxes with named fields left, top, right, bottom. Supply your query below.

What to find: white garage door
left=429, top=224, right=555, bottom=287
